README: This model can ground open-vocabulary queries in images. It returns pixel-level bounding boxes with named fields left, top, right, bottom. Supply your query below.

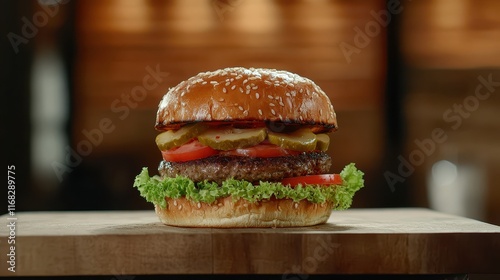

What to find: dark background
left=2, top=0, right=500, bottom=226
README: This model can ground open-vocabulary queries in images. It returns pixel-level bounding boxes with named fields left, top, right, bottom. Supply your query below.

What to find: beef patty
left=158, top=152, right=331, bottom=184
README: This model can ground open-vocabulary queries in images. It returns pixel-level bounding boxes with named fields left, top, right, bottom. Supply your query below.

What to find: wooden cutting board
left=1, top=208, right=499, bottom=276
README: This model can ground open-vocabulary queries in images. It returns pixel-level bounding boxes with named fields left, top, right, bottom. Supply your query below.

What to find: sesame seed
left=267, top=95, right=273, bottom=99
left=231, top=85, right=236, bottom=90
left=279, top=101, right=284, bottom=106
left=271, top=109, right=276, bottom=115
left=210, top=81, right=218, bottom=85
left=264, top=80, right=272, bottom=85
left=246, top=89, right=250, bottom=95
left=246, top=85, right=251, bottom=90
left=269, top=103, right=275, bottom=107
left=222, top=88, right=227, bottom=93
left=197, top=202, right=201, bottom=209
left=299, top=88, right=304, bottom=93
left=285, top=92, right=291, bottom=97
left=225, top=81, right=230, bottom=86
left=255, top=93, right=260, bottom=99
left=243, top=110, right=249, bottom=116
left=252, top=86, right=258, bottom=90
left=238, top=106, right=244, bottom=111
left=202, top=81, right=207, bottom=85
left=243, top=79, right=248, bottom=84
left=258, top=109, right=263, bottom=115
left=219, top=98, right=225, bottom=102
left=173, top=200, right=177, bottom=206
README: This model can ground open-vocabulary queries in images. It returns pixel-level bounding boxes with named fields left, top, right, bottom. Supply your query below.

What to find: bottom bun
left=154, top=196, right=333, bottom=228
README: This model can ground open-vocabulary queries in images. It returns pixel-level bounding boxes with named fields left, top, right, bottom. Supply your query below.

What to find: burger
left=133, top=67, right=364, bottom=227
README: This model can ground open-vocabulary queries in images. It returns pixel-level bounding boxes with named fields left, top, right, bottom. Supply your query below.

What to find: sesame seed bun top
left=155, top=67, right=338, bottom=133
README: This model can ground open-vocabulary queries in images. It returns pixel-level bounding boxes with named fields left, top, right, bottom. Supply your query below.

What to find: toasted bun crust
left=156, top=67, right=337, bottom=133
left=155, top=196, right=333, bottom=228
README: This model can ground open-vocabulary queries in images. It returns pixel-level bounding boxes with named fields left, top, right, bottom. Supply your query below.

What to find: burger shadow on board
left=91, top=221, right=355, bottom=235
left=209, top=223, right=356, bottom=233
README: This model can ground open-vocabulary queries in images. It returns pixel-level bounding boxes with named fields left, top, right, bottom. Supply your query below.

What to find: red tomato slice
left=222, top=144, right=300, bottom=158
left=281, top=174, right=343, bottom=187
left=161, top=140, right=218, bottom=162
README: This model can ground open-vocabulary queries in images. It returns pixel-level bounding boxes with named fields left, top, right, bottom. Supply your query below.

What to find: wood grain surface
left=1, top=208, right=499, bottom=276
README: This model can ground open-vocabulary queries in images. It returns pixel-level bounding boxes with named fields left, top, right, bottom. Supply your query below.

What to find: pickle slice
left=315, top=134, right=330, bottom=151
left=198, top=127, right=267, bottom=150
left=267, top=128, right=317, bottom=152
left=155, top=123, right=209, bottom=151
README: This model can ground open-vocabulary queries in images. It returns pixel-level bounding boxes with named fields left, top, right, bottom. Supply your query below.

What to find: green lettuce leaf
left=133, top=163, right=364, bottom=210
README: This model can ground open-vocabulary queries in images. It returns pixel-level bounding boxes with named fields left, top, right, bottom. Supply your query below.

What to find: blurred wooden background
left=4, top=0, right=500, bottom=225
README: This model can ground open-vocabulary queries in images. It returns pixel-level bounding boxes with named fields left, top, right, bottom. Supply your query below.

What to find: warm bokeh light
left=102, top=0, right=152, bottom=33
left=230, top=0, right=280, bottom=35
left=169, top=0, right=216, bottom=33
left=402, top=0, right=500, bottom=68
